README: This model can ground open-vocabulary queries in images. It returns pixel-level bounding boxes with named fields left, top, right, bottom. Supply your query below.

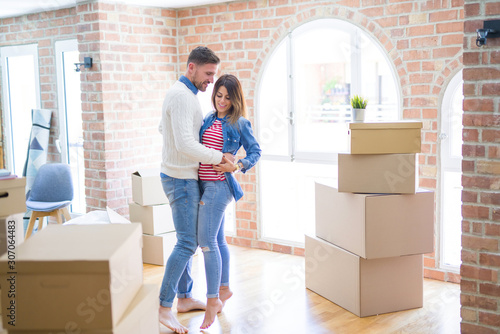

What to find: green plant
left=350, top=95, right=368, bottom=109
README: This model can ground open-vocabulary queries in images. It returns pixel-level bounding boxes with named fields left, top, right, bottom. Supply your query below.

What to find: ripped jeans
left=198, top=180, right=233, bottom=298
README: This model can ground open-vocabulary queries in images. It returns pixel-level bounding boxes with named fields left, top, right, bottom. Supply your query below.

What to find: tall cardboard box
left=0, top=177, right=26, bottom=217
left=0, top=213, right=24, bottom=257
left=8, top=284, right=160, bottom=334
left=305, top=235, right=423, bottom=317
left=0, top=224, right=143, bottom=331
left=349, top=122, right=422, bottom=154
left=315, top=182, right=434, bottom=259
left=338, top=153, right=418, bottom=194
left=142, top=232, right=176, bottom=265
left=132, top=169, right=168, bottom=206
left=129, top=202, right=174, bottom=235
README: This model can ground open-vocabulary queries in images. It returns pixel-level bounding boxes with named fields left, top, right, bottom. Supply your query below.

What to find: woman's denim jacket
left=199, top=112, right=261, bottom=202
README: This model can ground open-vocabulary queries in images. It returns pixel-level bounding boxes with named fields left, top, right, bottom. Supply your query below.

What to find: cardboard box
left=349, top=122, right=422, bottom=154
left=129, top=202, right=174, bottom=235
left=8, top=284, right=160, bottom=334
left=0, top=224, right=143, bottom=331
left=305, top=235, right=423, bottom=317
left=142, top=232, right=176, bottom=265
left=338, top=153, right=418, bottom=194
left=0, top=213, right=24, bottom=257
left=131, top=169, right=168, bottom=206
left=315, top=182, right=434, bottom=259
left=0, top=178, right=26, bottom=217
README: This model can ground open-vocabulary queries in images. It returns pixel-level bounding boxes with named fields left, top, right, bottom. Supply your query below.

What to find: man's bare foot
left=176, top=297, right=206, bottom=313
left=219, top=286, right=233, bottom=311
left=200, top=298, right=222, bottom=330
left=159, top=306, right=188, bottom=334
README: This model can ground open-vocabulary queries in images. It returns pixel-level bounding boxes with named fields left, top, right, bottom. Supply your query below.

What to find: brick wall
left=460, top=1, right=500, bottom=333
left=0, top=0, right=469, bottom=283
left=75, top=2, right=177, bottom=213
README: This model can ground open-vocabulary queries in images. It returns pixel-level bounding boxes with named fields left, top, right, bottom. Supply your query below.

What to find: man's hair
left=187, top=46, right=220, bottom=66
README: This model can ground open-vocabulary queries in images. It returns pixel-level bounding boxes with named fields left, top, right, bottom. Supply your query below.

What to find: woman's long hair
left=211, top=74, right=247, bottom=124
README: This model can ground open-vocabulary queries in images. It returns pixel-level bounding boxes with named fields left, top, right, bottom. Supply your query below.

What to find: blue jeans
left=198, top=180, right=233, bottom=298
left=159, top=173, right=200, bottom=308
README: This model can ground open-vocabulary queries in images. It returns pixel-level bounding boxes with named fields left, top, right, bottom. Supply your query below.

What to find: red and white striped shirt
left=199, top=120, right=225, bottom=181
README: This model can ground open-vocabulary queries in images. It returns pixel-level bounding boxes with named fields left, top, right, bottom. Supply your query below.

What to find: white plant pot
left=352, top=108, right=366, bottom=122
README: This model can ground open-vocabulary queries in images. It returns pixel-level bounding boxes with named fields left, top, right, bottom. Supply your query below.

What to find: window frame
left=0, top=43, right=41, bottom=174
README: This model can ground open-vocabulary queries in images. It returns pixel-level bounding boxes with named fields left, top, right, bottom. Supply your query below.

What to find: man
left=158, top=46, right=231, bottom=333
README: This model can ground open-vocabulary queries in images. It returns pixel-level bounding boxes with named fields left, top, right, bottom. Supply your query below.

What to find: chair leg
left=55, top=209, right=63, bottom=224
left=62, top=207, right=71, bottom=222
left=26, top=211, right=40, bottom=239
left=37, top=213, right=46, bottom=231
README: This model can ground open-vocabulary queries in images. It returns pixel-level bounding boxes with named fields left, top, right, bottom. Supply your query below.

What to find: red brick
left=461, top=322, right=498, bottom=334
left=485, top=2, right=500, bottom=15
left=272, top=243, right=292, bottom=254
left=436, top=21, right=464, bottom=33
left=482, top=83, right=500, bottom=96
left=411, top=36, right=439, bottom=48
left=442, top=33, right=463, bottom=45
left=407, top=25, right=434, bottom=37
left=236, top=229, right=256, bottom=239
left=433, top=46, right=462, bottom=58
left=464, top=3, right=480, bottom=17
left=424, top=268, right=445, bottom=280
left=461, top=249, right=478, bottom=264
left=489, top=147, right=500, bottom=159
left=386, top=3, right=412, bottom=15
left=485, top=223, right=500, bottom=237
left=462, top=235, right=498, bottom=252
left=463, top=129, right=479, bottom=142
left=480, top=253, right=500, bottom=267
left=461, top=293, right=498, bottom=310
left=464, top=67, right=500, bottom=81
left=462, top=190, right=478, bottom=203
left=463, top=114, right=500, bottom=127
left=462, top=205, right=490, bottom=220
left=463, top=98, right=494, bottom=112
left=462, top=145, right=485, bottom=158
left=479, top=311, right=500, bottom=327
left=429, top=10, right=458, bottom=22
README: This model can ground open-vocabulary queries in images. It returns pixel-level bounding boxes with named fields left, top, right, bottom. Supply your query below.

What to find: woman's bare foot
left=200, top=298, right=222, bottom=330
left=176, top=297, right=206, bottom=313
left=219, top=286, right=233, bottom=311
left=159, top=306, right=189, bottom=333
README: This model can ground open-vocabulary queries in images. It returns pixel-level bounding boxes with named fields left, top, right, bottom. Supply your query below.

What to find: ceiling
left=0, top=0, right=236, bottom=19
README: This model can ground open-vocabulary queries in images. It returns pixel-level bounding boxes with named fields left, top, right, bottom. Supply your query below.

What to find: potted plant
left=350, top=95, right=368, bottom=122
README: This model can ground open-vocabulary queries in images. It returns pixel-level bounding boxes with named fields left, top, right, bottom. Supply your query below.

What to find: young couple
left=158, top=46, right=261, bottom=333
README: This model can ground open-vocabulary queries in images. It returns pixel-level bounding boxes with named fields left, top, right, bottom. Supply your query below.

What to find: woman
left=198, top=74, right=261, bottom=329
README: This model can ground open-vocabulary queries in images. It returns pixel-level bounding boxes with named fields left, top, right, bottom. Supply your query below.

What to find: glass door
left=0, top=44, right=41, bottom=176
left=55, top=40, right=86, bottom=214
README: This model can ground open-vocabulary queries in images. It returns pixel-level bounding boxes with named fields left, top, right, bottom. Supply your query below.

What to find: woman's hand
left=213, top=156, right=237, bottom=174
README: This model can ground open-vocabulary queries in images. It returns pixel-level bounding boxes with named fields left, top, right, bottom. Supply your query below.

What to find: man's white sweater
left=159, top=80, right=223, bottom=179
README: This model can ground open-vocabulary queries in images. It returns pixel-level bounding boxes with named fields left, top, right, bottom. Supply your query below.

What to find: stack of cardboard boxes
left=0, top=222, right=160, bottom=333
left=130, top=170, right=176, bottom=266
left=0, top=178, right=26, bottom=258
left=306, top=122, right=435, bottom=317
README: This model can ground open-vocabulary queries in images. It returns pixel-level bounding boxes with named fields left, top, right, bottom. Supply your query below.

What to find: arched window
left=258, top=19, right=400, bottom=244
left=439, top=70, right=463, bottom=271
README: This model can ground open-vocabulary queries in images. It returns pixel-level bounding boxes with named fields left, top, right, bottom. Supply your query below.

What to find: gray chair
left=25, top=163, right=73, bottom=239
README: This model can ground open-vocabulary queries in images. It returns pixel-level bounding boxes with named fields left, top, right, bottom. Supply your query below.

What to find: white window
left=55, top=39, right=86, bottom=214
left=1, top=44, right=41, bottom=176
left=258, top=19, right=399, bottom=245
left=439, top=71, right=463, bottom=271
